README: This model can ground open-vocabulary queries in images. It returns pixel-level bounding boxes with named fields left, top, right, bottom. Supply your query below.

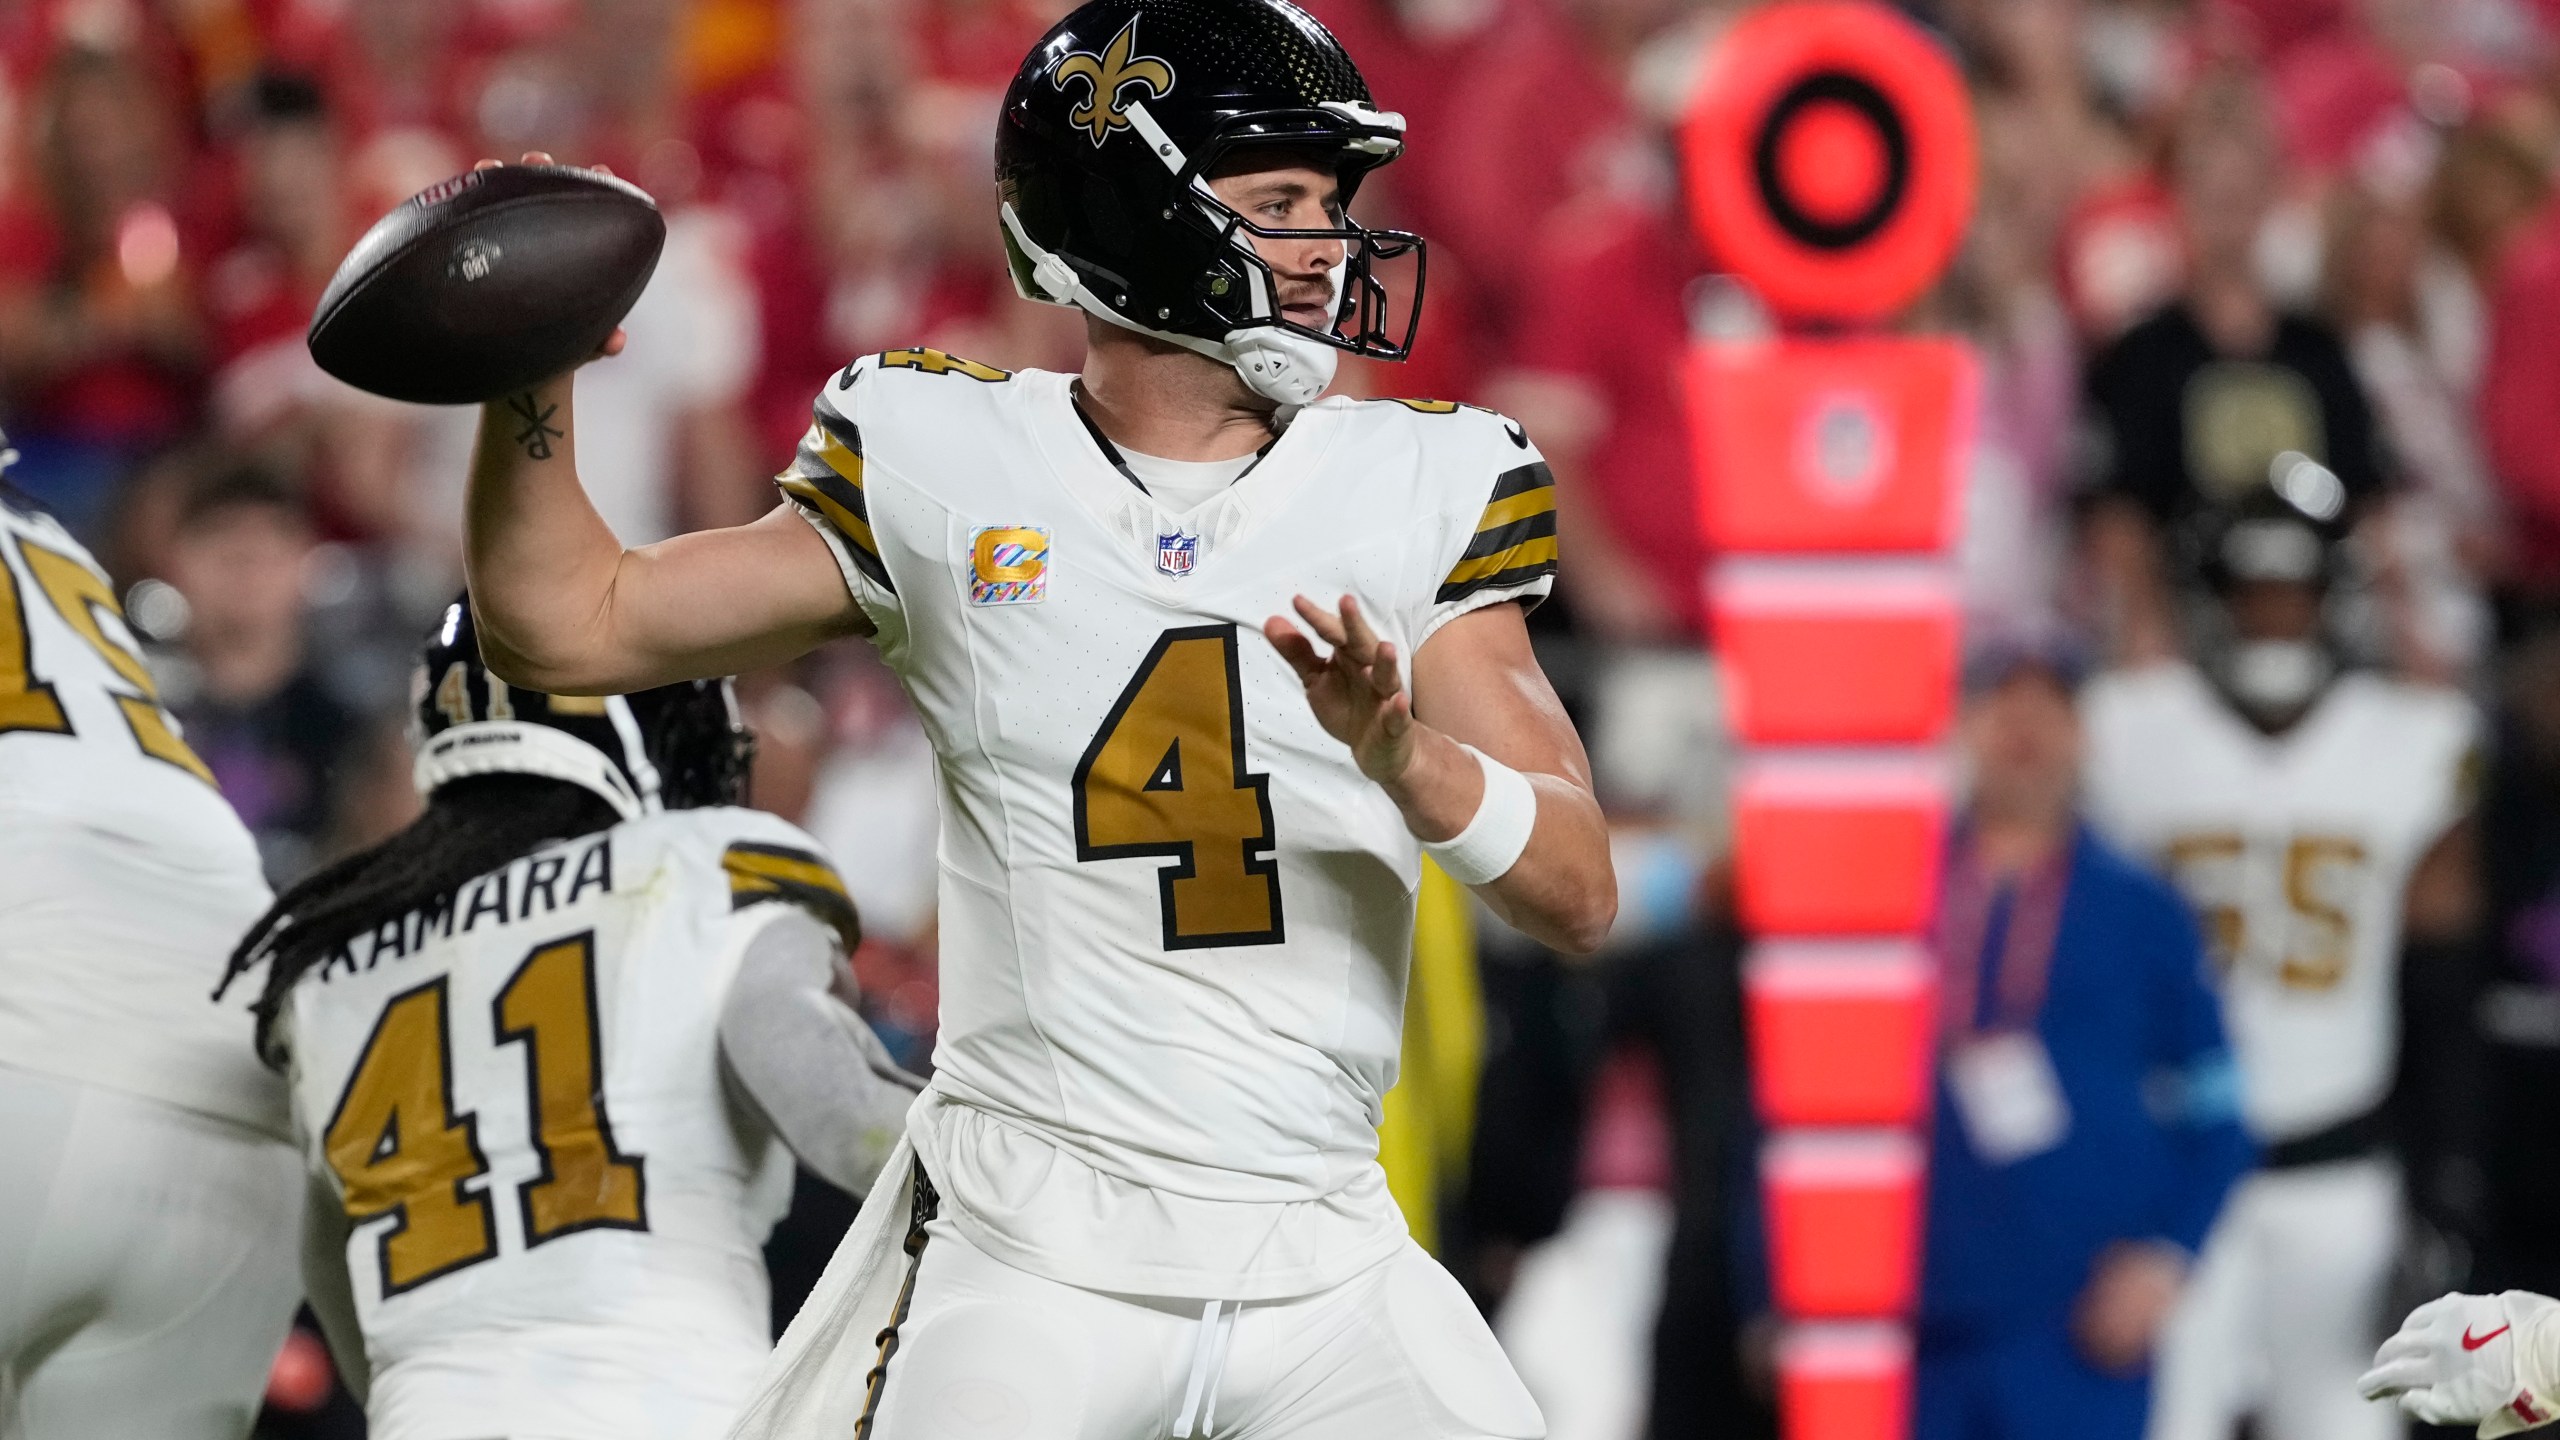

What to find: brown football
left=307, top=165, right=664, bottom=406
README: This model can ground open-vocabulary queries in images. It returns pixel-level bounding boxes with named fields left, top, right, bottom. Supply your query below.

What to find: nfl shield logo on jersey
left=970, top=526, right=1049, bottom=606
left=1156, top=530, right=1198, bottom=578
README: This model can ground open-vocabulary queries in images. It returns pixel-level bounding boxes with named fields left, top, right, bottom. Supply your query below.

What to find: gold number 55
left=0, top=535, right=211, bottom=782
left=2163, top=831, right=2365, bottom=991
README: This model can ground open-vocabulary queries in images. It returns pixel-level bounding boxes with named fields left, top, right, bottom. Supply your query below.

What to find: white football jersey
left=0, top=493, right=280, bottom=1133
left=2081, top=663, right=2476, bottom=1143
left=277, top=806, right=858, bottom=1440
left=779, top=350, right=1555, bottom=1298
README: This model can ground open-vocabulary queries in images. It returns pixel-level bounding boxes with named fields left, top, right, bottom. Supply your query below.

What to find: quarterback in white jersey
left=224, top=601, right=918, bottom=1440
left=453, top=1, right=1614, bottom=1435
left=0, top=476, right=303, bottom=1438
left=2081, top=478, right=2479, bottom=1440
left=776, top=349, right=1564, bottom=1303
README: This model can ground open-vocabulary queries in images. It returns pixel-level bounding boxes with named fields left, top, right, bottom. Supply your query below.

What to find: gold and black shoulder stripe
left=776, top=407, right=894, bottom=593
left=723, top=841, right=862, bottom=952
left=879, top=348, right=1011, bottom=382
left=1438, top=461, right=1558, bottom=604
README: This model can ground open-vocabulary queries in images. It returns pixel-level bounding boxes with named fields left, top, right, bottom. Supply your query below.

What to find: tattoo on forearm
left=506, top=393, right=563, bottom=460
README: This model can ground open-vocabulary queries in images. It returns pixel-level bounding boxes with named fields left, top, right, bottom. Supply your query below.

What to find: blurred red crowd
left=8, top=0, right=2560, bottom=638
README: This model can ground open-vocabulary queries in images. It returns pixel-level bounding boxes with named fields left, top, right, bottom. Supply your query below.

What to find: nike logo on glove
left=2464, top=1325, right=2512, bottom=1351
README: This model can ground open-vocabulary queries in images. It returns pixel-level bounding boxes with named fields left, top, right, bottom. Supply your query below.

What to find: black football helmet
left=995, top=0, right=1425, bottom=403
left=2177, top=453, right=2352, bottom=729
left=2184, top=454, right=2348, bottom=593
left=412, top=598, right=753, bottom=816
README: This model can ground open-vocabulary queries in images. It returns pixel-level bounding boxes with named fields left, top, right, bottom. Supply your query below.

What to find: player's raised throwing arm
left=1265, top=594, right=1617, bottom=955
left=465, top=364, right=867, bottom=694
left=456, top=157, right=863, bottom=695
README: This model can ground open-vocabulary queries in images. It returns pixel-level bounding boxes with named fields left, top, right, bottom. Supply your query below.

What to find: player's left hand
left=1264, top=594, right=1414, bottom=785
left=2360, top=1291, right=2560, bottom=1436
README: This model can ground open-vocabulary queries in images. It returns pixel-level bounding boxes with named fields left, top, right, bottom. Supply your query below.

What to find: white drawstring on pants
left=1171, top=1298, right=1239, bottom=1438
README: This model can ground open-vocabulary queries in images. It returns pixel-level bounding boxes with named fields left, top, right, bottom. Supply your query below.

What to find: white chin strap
left=1003, top=200, right=1342, bottom=404
left=1222, top=273, right=1342, bottom=404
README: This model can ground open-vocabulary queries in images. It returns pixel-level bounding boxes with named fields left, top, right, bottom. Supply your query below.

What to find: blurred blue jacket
left=1919, top=822, right=2256, bottom=1343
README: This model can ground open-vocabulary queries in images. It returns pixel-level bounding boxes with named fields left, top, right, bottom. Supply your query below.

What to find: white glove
left=2359, top=1292, right=2560, bottom=1437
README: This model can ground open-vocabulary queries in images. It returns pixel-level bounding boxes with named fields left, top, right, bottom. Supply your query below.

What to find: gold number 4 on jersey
left=324, top=931, right=646, bottom=1296
left=1074, top=625, right=1285, bottom=949
left=0, top=536, right=212, bottom=781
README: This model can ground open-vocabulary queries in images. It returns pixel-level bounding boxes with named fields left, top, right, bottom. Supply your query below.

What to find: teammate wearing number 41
left=2080, top=473, right=2482, bottom=1440
left=218, top=600, right=919, bottom=1440
left=461, top=1, right=1613, bottom=1436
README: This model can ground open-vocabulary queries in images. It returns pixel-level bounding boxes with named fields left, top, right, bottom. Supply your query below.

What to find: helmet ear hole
left=1083, top=184, right=1138, bottom=251
left=1196, top=260, right=1251, bottom=326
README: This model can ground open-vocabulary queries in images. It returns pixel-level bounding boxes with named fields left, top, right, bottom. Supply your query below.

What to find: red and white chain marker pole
left=1679, top=7, right=1976, bottom=1438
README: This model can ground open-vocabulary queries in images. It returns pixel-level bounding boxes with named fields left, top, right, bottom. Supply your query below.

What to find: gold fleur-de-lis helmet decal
left=1049, top=16, right=1177, bottom=146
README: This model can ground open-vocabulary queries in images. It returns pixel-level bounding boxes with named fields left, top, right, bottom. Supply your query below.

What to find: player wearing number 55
left=217, top=599, right=919, bottom=1440
left=0, top=451, right=301, bottom=1437
left=2079, top=473, right=2483, bottom=1440
left=455, top=2, right=1611, bottom=1435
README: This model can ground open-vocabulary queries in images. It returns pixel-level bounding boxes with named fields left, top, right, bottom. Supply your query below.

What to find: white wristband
left=1424, top=744, right=1538, bottom=886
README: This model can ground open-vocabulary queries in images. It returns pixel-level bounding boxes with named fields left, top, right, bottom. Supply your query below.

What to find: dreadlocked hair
left=220, top=774, right=621, bottom=1055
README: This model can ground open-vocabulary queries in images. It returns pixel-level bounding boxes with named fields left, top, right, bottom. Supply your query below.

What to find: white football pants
left=0, top=1063, right=303, bottom=1440
left=2146, top=1156, right=2402, bottom=1440
left=863, top=1213, right=1544, bottom=1440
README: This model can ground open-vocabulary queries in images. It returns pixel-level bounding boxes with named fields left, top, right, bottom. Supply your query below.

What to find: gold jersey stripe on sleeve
left=723, top=841, right=863, bottom=952
left=1474, top=483, right=1556, bottom=535
left=880, top=348, right=1012, bottom=382
left=776, top=408, right=894, bottom=593
left=1437, top=461, right=1559, bottom=604
left=809, top=407, right=864, bottom=485
left=1441, top=535, right=1560, bottom=590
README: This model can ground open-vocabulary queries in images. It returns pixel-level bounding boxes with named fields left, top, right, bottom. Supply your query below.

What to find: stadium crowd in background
left=9, top=0, right=2560, bottom=1436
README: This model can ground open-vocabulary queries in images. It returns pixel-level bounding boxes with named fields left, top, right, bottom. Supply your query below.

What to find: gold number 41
left=323, top=931, right=647, bottom=1296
